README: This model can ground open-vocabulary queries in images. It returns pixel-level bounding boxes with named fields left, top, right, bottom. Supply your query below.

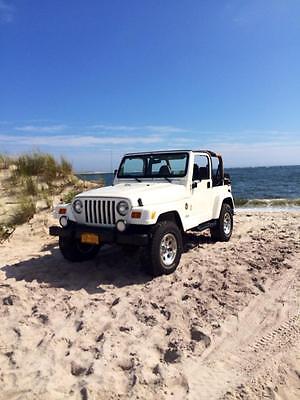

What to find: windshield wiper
left=161, top=176, right=172, bottom=183
left=134, top=177, right=142, bottom=182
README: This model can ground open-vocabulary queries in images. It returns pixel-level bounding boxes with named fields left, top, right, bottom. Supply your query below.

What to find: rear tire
left=142, top=221, right=183, bottom=276
left=210, top=203, right=233, bottom=242
left=59, top=236, right=100, bottom=262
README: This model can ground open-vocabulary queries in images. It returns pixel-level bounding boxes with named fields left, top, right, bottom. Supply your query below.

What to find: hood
left=76, top=182, right=188, bottom=206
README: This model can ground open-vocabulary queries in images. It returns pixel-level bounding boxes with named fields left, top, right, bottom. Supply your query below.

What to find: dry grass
left=14, top=152, right=73, bottom=182
left=60, top=156, right=73, bottom=177
left=0, top=152, right=101, bottom=243
left=24, top=177, right=38, bottom=196
left=0, top=152, right=75, bottom=242
left=0, top=197, right=36, bottom=242
left=62, top=189, right=82, bottom=204
left=9, top=197, right=36, bottom=226
left=0, top=154, right=12, bottom=170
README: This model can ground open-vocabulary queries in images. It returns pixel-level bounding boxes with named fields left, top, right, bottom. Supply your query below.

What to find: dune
left=0, top=210, right=299, bottom=399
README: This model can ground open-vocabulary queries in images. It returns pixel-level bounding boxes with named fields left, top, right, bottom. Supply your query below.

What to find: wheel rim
left=160, top=233, right=178, bottom=267
left=223, top=212, right=232, bottom=235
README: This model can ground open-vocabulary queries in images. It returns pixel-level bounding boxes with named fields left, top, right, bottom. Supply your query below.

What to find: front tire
left=210, top=203, right=233, bottom=242
left=59, top=236, right=100, bottom=262
left=143, top=221, right=183, bottom=276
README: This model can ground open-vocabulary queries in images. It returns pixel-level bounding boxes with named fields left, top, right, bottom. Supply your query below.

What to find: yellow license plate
left=81, top=233, right=99, bottom=245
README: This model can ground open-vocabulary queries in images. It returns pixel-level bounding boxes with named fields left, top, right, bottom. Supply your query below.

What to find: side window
left=211, top=156, right=221, bottom=186
left=193, top=155, right=210, bottom=180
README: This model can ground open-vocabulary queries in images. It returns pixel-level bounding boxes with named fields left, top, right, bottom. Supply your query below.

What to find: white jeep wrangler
left=50, top=150, right=234, bottom=276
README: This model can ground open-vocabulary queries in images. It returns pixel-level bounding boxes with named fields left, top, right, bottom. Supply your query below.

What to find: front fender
left=129, top=199, right=187, bottom=228
left=53, top=203, right=76, bottom=222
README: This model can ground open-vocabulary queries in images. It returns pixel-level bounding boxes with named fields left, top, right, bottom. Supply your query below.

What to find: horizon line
left=75, top=163, right=300, bottom=174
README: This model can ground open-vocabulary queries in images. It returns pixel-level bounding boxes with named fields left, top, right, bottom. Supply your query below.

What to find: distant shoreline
left=76, top=164, right=300, bottom=174
left=76, top=165, right=300, bottom=210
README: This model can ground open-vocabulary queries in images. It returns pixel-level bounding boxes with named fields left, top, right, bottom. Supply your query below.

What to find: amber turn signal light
left=131, top=211, right=142, bottom=219
left=59, top=208, right=67, bottom=214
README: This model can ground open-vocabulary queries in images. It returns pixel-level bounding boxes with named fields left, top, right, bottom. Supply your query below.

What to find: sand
left=0, top=210, right=299, bottom=400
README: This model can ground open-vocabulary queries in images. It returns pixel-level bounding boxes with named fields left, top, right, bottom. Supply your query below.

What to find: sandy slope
left=0, top=211, right=299, bottom=400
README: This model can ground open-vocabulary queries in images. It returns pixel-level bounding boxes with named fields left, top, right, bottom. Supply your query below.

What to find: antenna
left=110, top=150, right=113, bottom=172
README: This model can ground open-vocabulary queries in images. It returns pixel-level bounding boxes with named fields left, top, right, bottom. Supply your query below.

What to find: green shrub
left=24, top=177, right=38, bottom=196
left=62, top=189, right=81, bottom=204
left=1, top=152, right=76, bottom=233
left=10, top=198, right=36, bottom=225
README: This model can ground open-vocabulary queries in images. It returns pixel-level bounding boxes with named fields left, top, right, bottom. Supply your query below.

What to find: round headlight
left=117, top=200, right=130, bottom=216
left=73, top=199, right=83, bottom=214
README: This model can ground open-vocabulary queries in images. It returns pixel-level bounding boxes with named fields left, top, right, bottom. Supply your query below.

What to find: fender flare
left=213, top=196, right=234, bottom=219
left=156, top=211, right=184, bottom=232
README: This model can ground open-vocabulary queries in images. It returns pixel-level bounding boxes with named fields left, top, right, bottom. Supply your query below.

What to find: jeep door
left=210, top=155, right=227, bottom=219
left=190, top=154, right=213, bottom=225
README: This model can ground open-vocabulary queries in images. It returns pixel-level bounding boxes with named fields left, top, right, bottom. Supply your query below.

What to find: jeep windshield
left=117, top=152, right=189, bottom=179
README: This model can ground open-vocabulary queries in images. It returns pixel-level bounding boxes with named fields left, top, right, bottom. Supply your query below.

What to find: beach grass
left=14, top=152, right=73, bottom=182
left=0, top=154, right=13, bottom=170
left=0, top=152, right=75, bottom=238
left=62, top=189, right=82, bottom=204
left=0, top=152, right=102, bottom=243
left=9, top=197, right=37, bottom=225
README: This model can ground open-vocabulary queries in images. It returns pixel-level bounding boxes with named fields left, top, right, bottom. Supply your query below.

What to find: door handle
left=207, top=182, right=211, bottom=188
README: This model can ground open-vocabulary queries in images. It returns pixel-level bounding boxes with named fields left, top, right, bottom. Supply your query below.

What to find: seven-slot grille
left=84, top=199, right=116, bottom=225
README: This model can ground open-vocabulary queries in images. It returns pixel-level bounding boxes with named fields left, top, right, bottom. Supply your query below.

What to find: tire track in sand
left=184, top=260, right=300, bottom=400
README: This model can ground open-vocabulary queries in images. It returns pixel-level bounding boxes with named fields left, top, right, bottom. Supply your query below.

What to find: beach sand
left=0, top=210, right=299, bottom=400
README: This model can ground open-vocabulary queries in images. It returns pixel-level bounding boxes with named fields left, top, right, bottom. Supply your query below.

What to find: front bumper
left=49, top=223, right=149, bottom=246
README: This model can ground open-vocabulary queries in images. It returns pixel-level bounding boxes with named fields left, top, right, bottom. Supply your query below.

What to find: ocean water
left=77, top=165, right=300, bottom=208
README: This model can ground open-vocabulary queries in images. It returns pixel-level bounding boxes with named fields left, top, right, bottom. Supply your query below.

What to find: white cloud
left=190, top=140, right=300, bottom=167
left=15, top=124, right=68, bottom=133
left=144, top=125, right=188, bottom=133
left=227, top=0, right=300, bottom=31
left=13, top=123, right=188, bottom=135
left=91, top=124, right=188, bottom=133
left=91, top=125, right=140, bottom=131
left=1, top=126, right=299, bottom=168
left=0, top=133, right=164, bottom=147
left=0, top=0, right=14, bottom=23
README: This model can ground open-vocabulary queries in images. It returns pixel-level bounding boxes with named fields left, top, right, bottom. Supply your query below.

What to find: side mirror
left=192, top=181, right=198, bottom=189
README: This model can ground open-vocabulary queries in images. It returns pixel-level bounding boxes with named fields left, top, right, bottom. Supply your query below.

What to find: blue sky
left=0, top=0, right=300, bottom=171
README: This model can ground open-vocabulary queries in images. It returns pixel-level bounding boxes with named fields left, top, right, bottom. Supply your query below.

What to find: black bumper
left=49, top=224, right=149, bottom=246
